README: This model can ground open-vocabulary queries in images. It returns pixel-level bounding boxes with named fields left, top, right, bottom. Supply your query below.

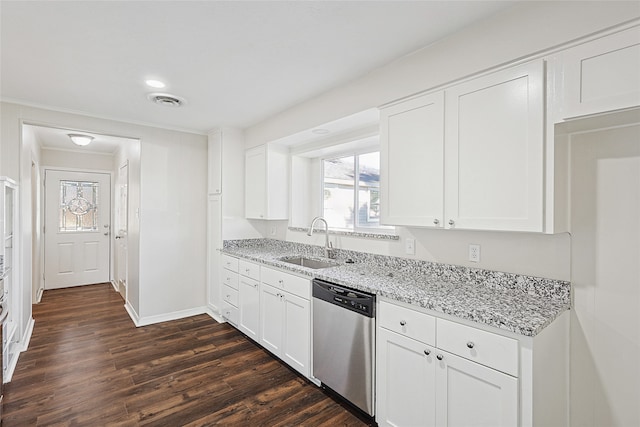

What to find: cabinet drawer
left=221, top=269, right=239, bottom=290
left=221, top=301, right=238, bottom=326
left=260, top=266, right=310, bottom=300
left=436, top=318, right=518, bottom=376
left=379, top=301, right=436, bottom=346
left=221, top=255, right=239, bottom=273
left=239, top=260, right=260, bottom=281
left=222, top=284, right=239, bottom=307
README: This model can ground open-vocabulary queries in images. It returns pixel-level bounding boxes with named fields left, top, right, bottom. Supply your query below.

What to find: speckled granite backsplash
left=223, top=238, right=570, bottom=305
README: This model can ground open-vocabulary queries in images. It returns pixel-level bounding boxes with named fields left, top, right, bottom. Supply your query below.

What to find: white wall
left=0, top=102, right=207, bottom=327
left=245, top=2, right=640, bottom=148
left=138, top=128, right=207, bottom=319
left=114, top=139, right=141, bottom=312
left=242, top=2, right=640, bottom=281
left=569, top=123, right=640, bottom=427
left=18, top=121, right=41, bottom=346
left=40, top=148, right=115, bottom=171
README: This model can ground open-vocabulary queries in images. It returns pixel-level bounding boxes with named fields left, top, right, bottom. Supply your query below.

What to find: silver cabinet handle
left=448, top=220, right=455, bottom=226
left=103, top=232, right=109, bottom=236
left=424, top=349, right=431, bottom=356
left=253, top=283, right=258, bottom=288
left=400, top=320, right=406, bottom=326
left=433, top=219, right=439, bottom=225
left=245, top=269, right=250, bottom=273
left=436, top=354, right=444, bottom=361
left=278, top=279, right=284, bottom=284
left=467, top=341, right=475, bottom=349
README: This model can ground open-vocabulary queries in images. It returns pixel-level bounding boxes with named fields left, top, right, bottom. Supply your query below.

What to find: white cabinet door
left=245, top=146, right=266, bottom=219
left=380, top=92, right=445, bottom=227
left=238, top=276, right=260, bottom=341
left=377, top=328, right=436, bottom=427
left=244, top=145, right=289, bottom=220
left=562, top=26, right=640, bottom=119
left=207, top=195, right=222, bottom=312
left=208, top=130, right=222, bottom=194
left=435, top=350, right=518, bottom=427
left=445, top=60, right=544, bottom=232
left=259, top=282, right=284, bottom=355
left=281, top=292, right=310, bottom=377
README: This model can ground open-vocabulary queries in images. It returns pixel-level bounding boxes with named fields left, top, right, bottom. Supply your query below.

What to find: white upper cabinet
left=208, top=130, right=222, bottom=195
left=379, top=60, right=544, bottom=232
left=380, top=92, right=445, bottom=227
left=561, top=25, right=640, bottom=119
left=245, top=144, right=289, bottom=220
left=445, top=60, right=544, bottom=232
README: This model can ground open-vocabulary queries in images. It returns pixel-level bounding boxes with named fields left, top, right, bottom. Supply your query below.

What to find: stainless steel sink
left=280, top=256, right=339, bottom=269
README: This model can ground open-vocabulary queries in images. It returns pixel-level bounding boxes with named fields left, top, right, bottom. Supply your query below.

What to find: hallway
left=2, top=284, right=366, bottom=426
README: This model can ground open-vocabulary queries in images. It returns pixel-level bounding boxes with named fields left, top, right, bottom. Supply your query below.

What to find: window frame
left=320, top=148, right=393, bottom=234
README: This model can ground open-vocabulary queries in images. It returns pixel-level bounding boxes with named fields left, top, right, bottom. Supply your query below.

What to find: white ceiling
left=1, top=1, right=515, bottom=134
left=25, top=124, right=135, bottom=154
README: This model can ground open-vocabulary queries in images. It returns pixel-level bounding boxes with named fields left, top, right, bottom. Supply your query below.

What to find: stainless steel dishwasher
left=312, top=278, right=375, bottom=416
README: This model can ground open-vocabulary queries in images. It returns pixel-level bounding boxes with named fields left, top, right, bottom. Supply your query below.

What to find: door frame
left=115, top=160, right=129, bottom=301
left=41, top=166, right=115, bottom=288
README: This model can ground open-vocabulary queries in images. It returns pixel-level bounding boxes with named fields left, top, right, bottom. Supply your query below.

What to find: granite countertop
left=222, top=239, right=571, bottom=337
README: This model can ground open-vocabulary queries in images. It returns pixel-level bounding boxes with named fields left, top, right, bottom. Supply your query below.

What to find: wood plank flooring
left=2, top=283, right=370, bottom=426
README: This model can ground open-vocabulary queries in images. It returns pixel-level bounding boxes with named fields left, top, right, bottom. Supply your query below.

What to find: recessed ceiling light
left=145, top=79, right=166, bottom=89
left=68, top=134, right=94, bottom=146
left=312, top=128, right=330, bottom=135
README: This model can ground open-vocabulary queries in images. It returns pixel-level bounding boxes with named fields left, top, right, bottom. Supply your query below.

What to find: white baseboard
left=110, top=280, right=119, bottom=292
left=19, top=317, right=35, bottom=352
left=128, top=305, right=210, bottom=327
left=35, top=287, right=44, bottom=303
left=124, top=301, right=141, bottom=327
left=206, top=307, right=225, bottom=323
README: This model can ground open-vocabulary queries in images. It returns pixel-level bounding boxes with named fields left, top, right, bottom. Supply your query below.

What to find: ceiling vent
left=147, top=93, right=186, bottom=107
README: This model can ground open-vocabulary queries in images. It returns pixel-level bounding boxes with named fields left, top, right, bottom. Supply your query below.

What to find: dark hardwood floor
left=2, top=283, right=369, bottom=426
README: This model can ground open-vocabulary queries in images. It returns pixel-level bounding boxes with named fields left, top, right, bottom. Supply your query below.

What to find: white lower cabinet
left=377, top=301, right=519, bottom=427
left=281, top=290, right=310, bottom=375
left=259, top=282, right=310, bottom=377
left=220, top=257, right=239, bottom=327
left=435, top=350, right=518, bottom=427
left=259, top=282, right=283, bottom=355
left=377, top=328, right=437, bottom=427
left=224, top=258, right=312, bottom=379
left=238, top=275, right=260, bottom=341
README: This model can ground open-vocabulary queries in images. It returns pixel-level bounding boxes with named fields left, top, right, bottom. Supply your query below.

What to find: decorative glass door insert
left=58, top=180, right=99, bottom=232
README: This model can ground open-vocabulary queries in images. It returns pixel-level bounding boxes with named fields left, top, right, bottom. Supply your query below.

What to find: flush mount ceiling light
left=68, top=134, right=94, bottom=146
left=147, top=92, right=186, bottom=107
left=312, top=128, right=330, bottom=135
left=145, top=79, right=166, bottom=89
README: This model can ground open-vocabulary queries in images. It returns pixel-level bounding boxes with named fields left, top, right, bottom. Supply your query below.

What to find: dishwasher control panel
left=312, top=279, right=375, bottom=317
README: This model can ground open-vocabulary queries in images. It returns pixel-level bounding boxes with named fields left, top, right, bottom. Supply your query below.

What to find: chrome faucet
left=307, top=216, right=333, bottom=258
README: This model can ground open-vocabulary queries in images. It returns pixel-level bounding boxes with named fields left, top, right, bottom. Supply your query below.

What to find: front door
left=44, top=170, right=111, bottom=289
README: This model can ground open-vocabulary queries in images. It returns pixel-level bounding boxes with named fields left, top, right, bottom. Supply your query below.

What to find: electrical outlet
left=405, top=238, right=415, bottom=255
left=469, top=244, right=480, bottom=263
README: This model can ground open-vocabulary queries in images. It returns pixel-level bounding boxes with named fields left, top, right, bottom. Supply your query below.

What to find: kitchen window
left=322, top=151, right=388, bottom=232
